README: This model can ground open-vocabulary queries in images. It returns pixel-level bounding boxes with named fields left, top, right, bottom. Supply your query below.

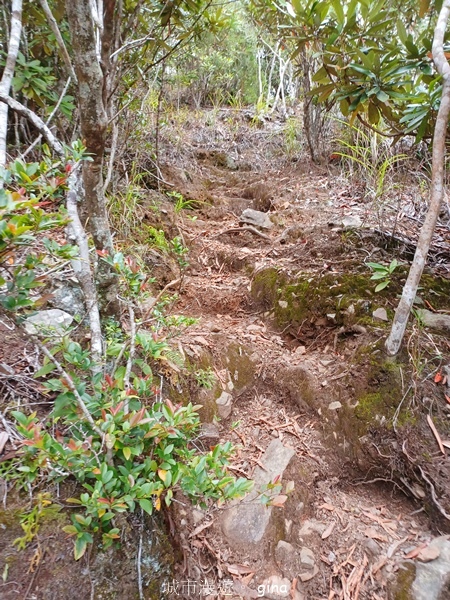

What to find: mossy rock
left=225, top=343, right=256, bottom=391
left=387, top=562, right=416, bottom=600
left=251, top=267, right=285, bottom=310
left=251, top=266, right=450, bottom=336
left=275, top=273, right=378, bottom=328
left=277, top=365, right=317, bottom=411
left=252, top=267, right=379, bottom=330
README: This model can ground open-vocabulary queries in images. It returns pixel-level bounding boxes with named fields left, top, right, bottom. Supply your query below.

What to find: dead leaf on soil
left=285, top=480, right=295, bottom=494
left=227, top=564, right=255, bottom=576
left=417, top=545, right=440, bottom=562
left=404, top=542, right=428, bottom=560
left=241, top=573, right=255, bottom=586
left=189, top=520, right=215, bottom=538
left=193, top=336, right=210, bottom=346
left=427, top=414, right=446, bottom=455
left=322, top=521, right=336, bottom=540
left=299, top=565, right=319, bottom=582
left=434, top=371, right=443, bottom=383
left=387, top=536, right=409, bottom=558
left=320, top=502, right=335, bottom=512
left=364, top=527, right=389, bottom=543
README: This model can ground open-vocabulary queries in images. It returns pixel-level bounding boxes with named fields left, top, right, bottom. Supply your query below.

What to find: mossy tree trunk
left=65, top=0, right=118, bottom=311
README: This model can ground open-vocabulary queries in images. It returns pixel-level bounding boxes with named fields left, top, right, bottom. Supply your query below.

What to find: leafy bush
left=0, top=157, right=253, bottom=560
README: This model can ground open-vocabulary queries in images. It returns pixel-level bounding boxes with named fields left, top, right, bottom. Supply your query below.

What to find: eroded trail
left=158, top=117, right=441, bottom=600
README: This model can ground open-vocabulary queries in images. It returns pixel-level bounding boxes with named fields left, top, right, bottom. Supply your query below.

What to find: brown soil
left=1, top=108, right=450, bottom=600
left=156, top=109, right=450, bottom=599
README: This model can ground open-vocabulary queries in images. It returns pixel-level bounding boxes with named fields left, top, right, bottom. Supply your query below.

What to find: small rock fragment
left=216, top=391, right=233, bottom=419
left=298, top=519, right=326, bottom=540
left=341, top=215, right=362, bottom=228
left=199, top=423, right=220, bottom=444
left=300, top=547, right=315, bottom=569
left=328, top=401, right=342, bottom=411
left=416, top=309, right=450, bottom=333
left=24, top=309, right=73, bottom=336
left=299, top=565, right=319, bottom=582
left=278, top=300, right=288, bottom=309
left=239, top=208, right=273, bottom=229
left=373, top=307, right=388, bottom=321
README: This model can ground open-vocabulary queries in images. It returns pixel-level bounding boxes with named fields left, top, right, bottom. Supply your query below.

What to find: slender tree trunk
left=66, top=0, right=118, bottom=311
left=0, top=0, right=22, bottom=170
left=385, top=0, right=450, bottom=355
left=300, top=50, right=318, bottom=163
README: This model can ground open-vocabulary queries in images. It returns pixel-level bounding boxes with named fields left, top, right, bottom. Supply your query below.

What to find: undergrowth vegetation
left=0, top=156, right=252, bottom=560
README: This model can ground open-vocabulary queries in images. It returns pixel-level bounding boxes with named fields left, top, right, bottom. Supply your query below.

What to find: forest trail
left=155, top=111, right=442, bottom=600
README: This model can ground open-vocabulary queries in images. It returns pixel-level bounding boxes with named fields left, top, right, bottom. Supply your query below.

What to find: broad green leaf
left=139, top=498, right=153, bottom=515
left=74, top=536, right=88, bottom=560
left=375, top=280, right=390, bottom=292
left=331, top=0, right=344, bottom=24
left=34, top=362, right=56, bottom=378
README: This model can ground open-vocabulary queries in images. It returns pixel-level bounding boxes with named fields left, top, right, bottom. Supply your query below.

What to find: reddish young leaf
left=435, top=371, right=443, bottom=383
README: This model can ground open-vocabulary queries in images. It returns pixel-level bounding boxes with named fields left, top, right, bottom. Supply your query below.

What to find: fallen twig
left=427, top=414, right=446, bottom=455
left=215, top=226, right=272, bottom=241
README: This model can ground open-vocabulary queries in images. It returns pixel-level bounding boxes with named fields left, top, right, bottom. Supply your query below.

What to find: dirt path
left=159, top=122, right=440, bottom=600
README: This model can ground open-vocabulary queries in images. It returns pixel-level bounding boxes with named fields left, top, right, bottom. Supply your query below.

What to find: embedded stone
left=24, top=309, right=73, bottom=336
left=216, top=391, right=233, bottom=419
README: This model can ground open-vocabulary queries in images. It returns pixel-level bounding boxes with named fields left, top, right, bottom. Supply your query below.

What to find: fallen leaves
left=427, top=414, right=446, bottom=455
left=322, top=521, right=336, bottom=540
left=364, top=527, right=388, bottom=543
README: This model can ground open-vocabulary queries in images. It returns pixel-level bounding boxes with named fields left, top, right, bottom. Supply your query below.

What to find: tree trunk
left=66, top=0, right=118, bottom=311
left=0, top=0, right=22, bottom=170
left=385, top=0, right=450, bottom=355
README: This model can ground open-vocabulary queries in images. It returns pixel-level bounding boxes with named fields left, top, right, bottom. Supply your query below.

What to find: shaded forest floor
left=151, top=108, right=450, bottom=599
left=2, top=108, right=450, bottom=599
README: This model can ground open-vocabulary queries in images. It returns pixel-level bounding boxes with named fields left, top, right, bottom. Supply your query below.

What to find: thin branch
left=0, top=93, right=64, bottom=157
left=0, top=0, right=22, bottom=169
left=123, top=304, right=136, bottom=414
left=137, top=509, right=144, bottom=600
left=418, top=465, right=450, bottom=521
left=103, top=119, right=118, bottom=192
left=110, top=34, right=156, bottom=60
left=35, top=338, right=104, bottom=439
left=385, top=0, right=450, bottom=355
left=37, top=0, right=77, bottom=83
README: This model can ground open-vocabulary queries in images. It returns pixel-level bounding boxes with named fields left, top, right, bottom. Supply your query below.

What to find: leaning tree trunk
left=0, top=0, right=22, bottom=170
left=65, top=0, right=118, bottom=311
left=385, top=0, right=450, bottom=355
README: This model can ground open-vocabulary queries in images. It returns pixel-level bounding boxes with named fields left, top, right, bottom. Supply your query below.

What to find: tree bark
left=385, top=0, right=450, bottom=355
left=66, top=0, right=118, bottom=311
left=0, top=0, right=22, bottom=170
left=66, top=168, right=103, bottom=368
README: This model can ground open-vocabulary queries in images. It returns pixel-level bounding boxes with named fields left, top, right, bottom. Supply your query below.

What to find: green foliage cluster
left=252, top=0, right=441, bottom=141
left=167, top=5, right=260, bottom=106
left=0, top=159, right=253, bottom=560
left=367, top=259, right=399, bottom=292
